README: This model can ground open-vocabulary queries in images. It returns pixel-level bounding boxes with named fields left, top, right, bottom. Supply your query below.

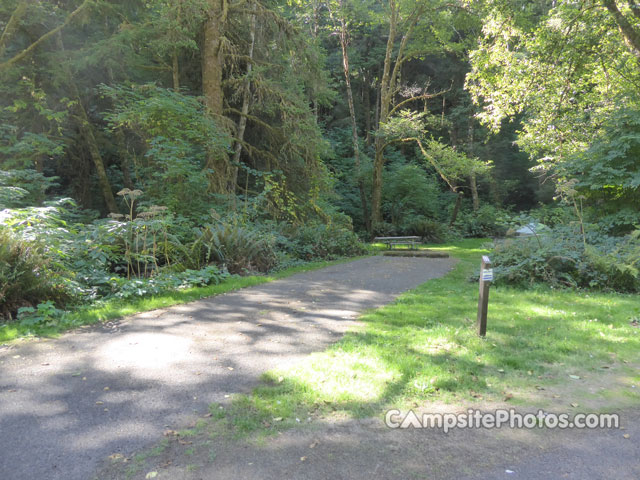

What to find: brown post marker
left=477, top=255, right=492, bottom=337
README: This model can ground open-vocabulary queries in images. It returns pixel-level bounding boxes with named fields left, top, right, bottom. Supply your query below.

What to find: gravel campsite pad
left=0, top=256, right=456, bottom=480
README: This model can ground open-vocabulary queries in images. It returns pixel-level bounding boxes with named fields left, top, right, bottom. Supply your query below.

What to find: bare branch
left=389, top=87, right=451, bottom=117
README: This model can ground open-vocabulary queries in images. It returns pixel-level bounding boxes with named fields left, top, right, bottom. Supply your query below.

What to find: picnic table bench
left=373, top=236, right=421, bottom=250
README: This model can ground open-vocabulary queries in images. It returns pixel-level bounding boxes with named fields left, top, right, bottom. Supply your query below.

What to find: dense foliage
left=1, top=0, right=638, bottom=322
left=493, top=226, right=640, bottom=293
left=0, top=228, right=63, bottom=318
left=467, top=0, right=640, bottom=231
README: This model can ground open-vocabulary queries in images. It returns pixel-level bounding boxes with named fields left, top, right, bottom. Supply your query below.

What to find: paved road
left=0, top=256, right=456, bottom=480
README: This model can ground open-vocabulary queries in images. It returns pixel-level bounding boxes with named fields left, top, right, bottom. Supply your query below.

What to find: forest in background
left=1, top=0, right=639, bottom=325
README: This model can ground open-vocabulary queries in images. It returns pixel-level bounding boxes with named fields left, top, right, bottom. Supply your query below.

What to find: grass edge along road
left=214, top=239, right=640, bottom=437
left=0, top=256, right=365, bottom=343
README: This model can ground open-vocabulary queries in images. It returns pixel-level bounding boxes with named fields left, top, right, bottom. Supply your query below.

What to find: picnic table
left=373, top=236, right=421, bottom=250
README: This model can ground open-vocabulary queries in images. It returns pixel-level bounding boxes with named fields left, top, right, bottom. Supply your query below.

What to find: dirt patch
left=95, top=403, right=639, bottom=480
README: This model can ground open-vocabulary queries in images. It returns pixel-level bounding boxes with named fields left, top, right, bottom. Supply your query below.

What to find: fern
left=193, top=224, right=277, bottom=274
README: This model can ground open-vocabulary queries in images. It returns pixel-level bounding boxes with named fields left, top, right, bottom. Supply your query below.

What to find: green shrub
left=403, top=217, right=448, bottom=243
left=288, top=222, right=366, bottom=260
left=492, top=225, right=640, bottom=292
left=17, top=301, right=64, bottom=327
left=0, top=229, right=64, bottom=320
left=455, top=205, right=510, bottom=238
left=191, top=223, right=278, bottom=274
left=100, top=84, right=231, bottom=220
left=371, top=221, right=398, bottom=238
left=533, top=204, right=574, bottom=227
left=109, top=265, right=227, bottom=299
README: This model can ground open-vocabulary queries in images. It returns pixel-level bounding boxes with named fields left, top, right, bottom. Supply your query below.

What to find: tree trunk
left=363, top=70, right=372, bottom=147
left=203, top=0, right=226, bottom=116
left=57, top=34, right=118, bottom=213
left=488, top=175, right=501, bottom=204
left=371, top=148, right=385, bottom=226
left=203, top=0, right=232, bottom=193
left=172, top=50, right=180, bottom=90
left=373, top=80, right=380, bottom=139
left=115, top=128, right=134, bottom=190
left=449, top=191, right=463, bottom=227
left=371, top=1, right=424, bottom=226
left=467, top=118, right=479, bottom=211
left=338, top=1, right=370, bottom=233
left=81, top=119, right=119, bottom=213
left=470, top=172, right=479, bottom=211
left=230, top=6, right=257, bottom=196
left=312, top=0, right=320, bottom=38
left=311, top=0, right=319, bottom=122
left=371, top=0, right=398, bottom=226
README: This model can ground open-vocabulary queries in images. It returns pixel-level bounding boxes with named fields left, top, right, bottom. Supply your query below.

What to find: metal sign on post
left=477, top=255, right=492, bottom=337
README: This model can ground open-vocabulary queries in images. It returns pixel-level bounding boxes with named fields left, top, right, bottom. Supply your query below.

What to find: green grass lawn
left=218, top=239, right=640, bottom=435
left=0, top=257, right=366, bottom=343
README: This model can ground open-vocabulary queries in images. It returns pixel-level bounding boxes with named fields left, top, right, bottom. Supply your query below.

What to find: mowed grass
left=0, top=257, right=365, bottom=343
left=218, top=239, right=640, bottom=434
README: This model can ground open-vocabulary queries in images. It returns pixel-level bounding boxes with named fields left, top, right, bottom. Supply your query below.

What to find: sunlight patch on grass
left=286, top=350, right=399, bottom=403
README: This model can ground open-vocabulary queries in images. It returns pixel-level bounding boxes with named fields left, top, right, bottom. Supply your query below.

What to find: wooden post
left=477, top=255, right=492, bottom=337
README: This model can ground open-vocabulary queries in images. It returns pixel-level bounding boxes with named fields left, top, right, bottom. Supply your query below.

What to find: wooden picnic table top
left=373, top=236, right=421, bottom=241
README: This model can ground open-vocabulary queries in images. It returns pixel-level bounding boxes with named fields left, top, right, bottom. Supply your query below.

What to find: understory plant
left=108, top=265, right=227, bottom=300
left=0, top=186, right=367, bottom=322
left=492, top=225, right=640, bottom=292
left=0, top=229, right=64, bottom=319
left=191, top=222, right=278, bottom=274
left=454, top=204, right=510, bottom=238
left=287, top=220, right=367, bottom=260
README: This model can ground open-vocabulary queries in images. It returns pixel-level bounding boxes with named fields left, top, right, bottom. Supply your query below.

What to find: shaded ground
left=0, top=256, right=456, bottom=480
left=95, top=402, right=639, bottom=480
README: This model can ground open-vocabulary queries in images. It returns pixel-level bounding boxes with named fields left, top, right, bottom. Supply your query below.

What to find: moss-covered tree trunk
left=449, top=190, right=463, bottom=227
left=371, top=0, right=398, bottom=227
left=230, top=5, right=257, bottom=196
left=57, top=34, right=118, bottom=213
left=172, top=50, right=180, bottom=90
left=337, top=0, right=370, bottom=233
left=468, top=120, right=479, bottom=211
left=203, top=0, right=232, bottom=194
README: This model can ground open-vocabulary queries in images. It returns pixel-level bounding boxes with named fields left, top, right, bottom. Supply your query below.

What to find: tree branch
left=628, top=0, right=640, bottom=20
left=0, top=0, right=29, bottom=59
left=602, top=0, right=640, bottom=58
left=389, top=87, right=450, bottom=117
left=224, top=107, right=279, bottom=134
left=0, top=0, right=92, bottom=72
left=403, top=137, right=457, bottom=193
left=388, top=4, right=424, bottom=98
